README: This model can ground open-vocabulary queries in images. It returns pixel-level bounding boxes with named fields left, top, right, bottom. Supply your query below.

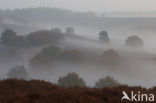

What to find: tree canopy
left=125, top=36, right=144, bottom=47
left=99, top=31, right=110, bottom=43
left=95, top=76, right=120, bottom=88
left=58, top=72, right=86, bottom=87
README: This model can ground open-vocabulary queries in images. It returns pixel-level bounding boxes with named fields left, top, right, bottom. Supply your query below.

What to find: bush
left=95, top=76, right=120, bottom=88
left=7, top=65, right=28, bottom=80
left=125, top=36, right=144, bottom=47
left=58, top=72, right=86, bottom=87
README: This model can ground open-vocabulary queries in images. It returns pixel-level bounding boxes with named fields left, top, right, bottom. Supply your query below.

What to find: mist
left=1, top=0, right=156, bottom=12
left=0, top=7, right=156, bottom=89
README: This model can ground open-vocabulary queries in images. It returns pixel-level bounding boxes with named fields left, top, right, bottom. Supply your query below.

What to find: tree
left=51, top=28, right=64, bottom=41
left=1, top=29, right=17, bottom=45
left=1, top=29, right=27, bottom=47
left=29, top=46, right=86, bottom=68
left=29, top=46, right=60, bottom=68
left=58, top=72, right=86, bottom=87
left=99, top=49, right=120, bottom=65
left=98, top=31, right=110, bottom=43
left=27, top=30, right=53, bottom=46
left=7, top=65, right=28, bottom=80
left=41, top=45, right=61, bottom=59
left=95, top=76, right=120, bottom=88
left=29, top=53, right=53, bottom=68
left=65, top=27, right=74, bottom=35
left=125, top=36, right=144, bottom=47
left=61, top=50, right=85, bottom=63
left=27, top=29, right=64, bottom=46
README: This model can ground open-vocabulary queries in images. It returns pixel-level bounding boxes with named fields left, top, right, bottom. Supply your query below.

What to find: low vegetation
left=0, top=79, right=155, bottom=103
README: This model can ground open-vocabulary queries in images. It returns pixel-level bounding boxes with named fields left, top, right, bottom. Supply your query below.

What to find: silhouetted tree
left=99, top=31, right=110, bottom=43
left=1, top=29, right=17, bottom=45
left=27, top=30, right=53, bottom=46
left=125, top=36, right=144, bottom=47
left=7, top=65, right=28, bottom=80
left=1, top=29, right=27, bottom=48
left=27, top=29, right=64, bottom=46
left=95, top=76, right=120, bottom=88
left=58, top=72, right=86, bottom=87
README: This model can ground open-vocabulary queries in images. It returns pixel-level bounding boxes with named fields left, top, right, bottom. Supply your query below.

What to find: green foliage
left=7, top=65, right=28, bottom=80
left=58, top=72, right=86, bottom=87
left=95, top=76, right=120, bottom=88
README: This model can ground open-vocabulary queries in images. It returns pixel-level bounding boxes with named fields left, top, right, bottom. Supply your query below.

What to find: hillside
left=0, top=79, right=155, bottom=103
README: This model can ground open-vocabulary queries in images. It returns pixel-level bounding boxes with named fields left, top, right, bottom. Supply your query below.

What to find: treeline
left=0, top=79, right=155, bottom=103
left=6, top=65, right=119, bottom=88
left=0, top=7, right=97, bottom=25
left=1, top=8, right=156, bottom=30
left=0, top=28, right=144, bottom=49
left=0, top=28, right=145, bottom=68
left=0, top=28, right=64, bottom=48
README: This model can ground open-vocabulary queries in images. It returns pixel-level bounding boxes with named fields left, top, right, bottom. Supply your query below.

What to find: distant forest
left=0, top=7, right=156, bottom=31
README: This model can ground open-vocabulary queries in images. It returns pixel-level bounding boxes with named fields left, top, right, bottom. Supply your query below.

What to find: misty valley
left=0, top=8, right=156, bottom=89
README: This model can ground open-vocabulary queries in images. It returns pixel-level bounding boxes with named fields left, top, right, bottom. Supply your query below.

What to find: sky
left=0, top=0, right=156, bottom=12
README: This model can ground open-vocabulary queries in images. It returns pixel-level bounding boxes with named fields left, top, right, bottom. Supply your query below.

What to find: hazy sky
left=0, top=0, right=156, bottom=12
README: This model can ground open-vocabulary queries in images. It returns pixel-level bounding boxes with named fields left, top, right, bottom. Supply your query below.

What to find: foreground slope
left=0, top=79, right=155, bottom=103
